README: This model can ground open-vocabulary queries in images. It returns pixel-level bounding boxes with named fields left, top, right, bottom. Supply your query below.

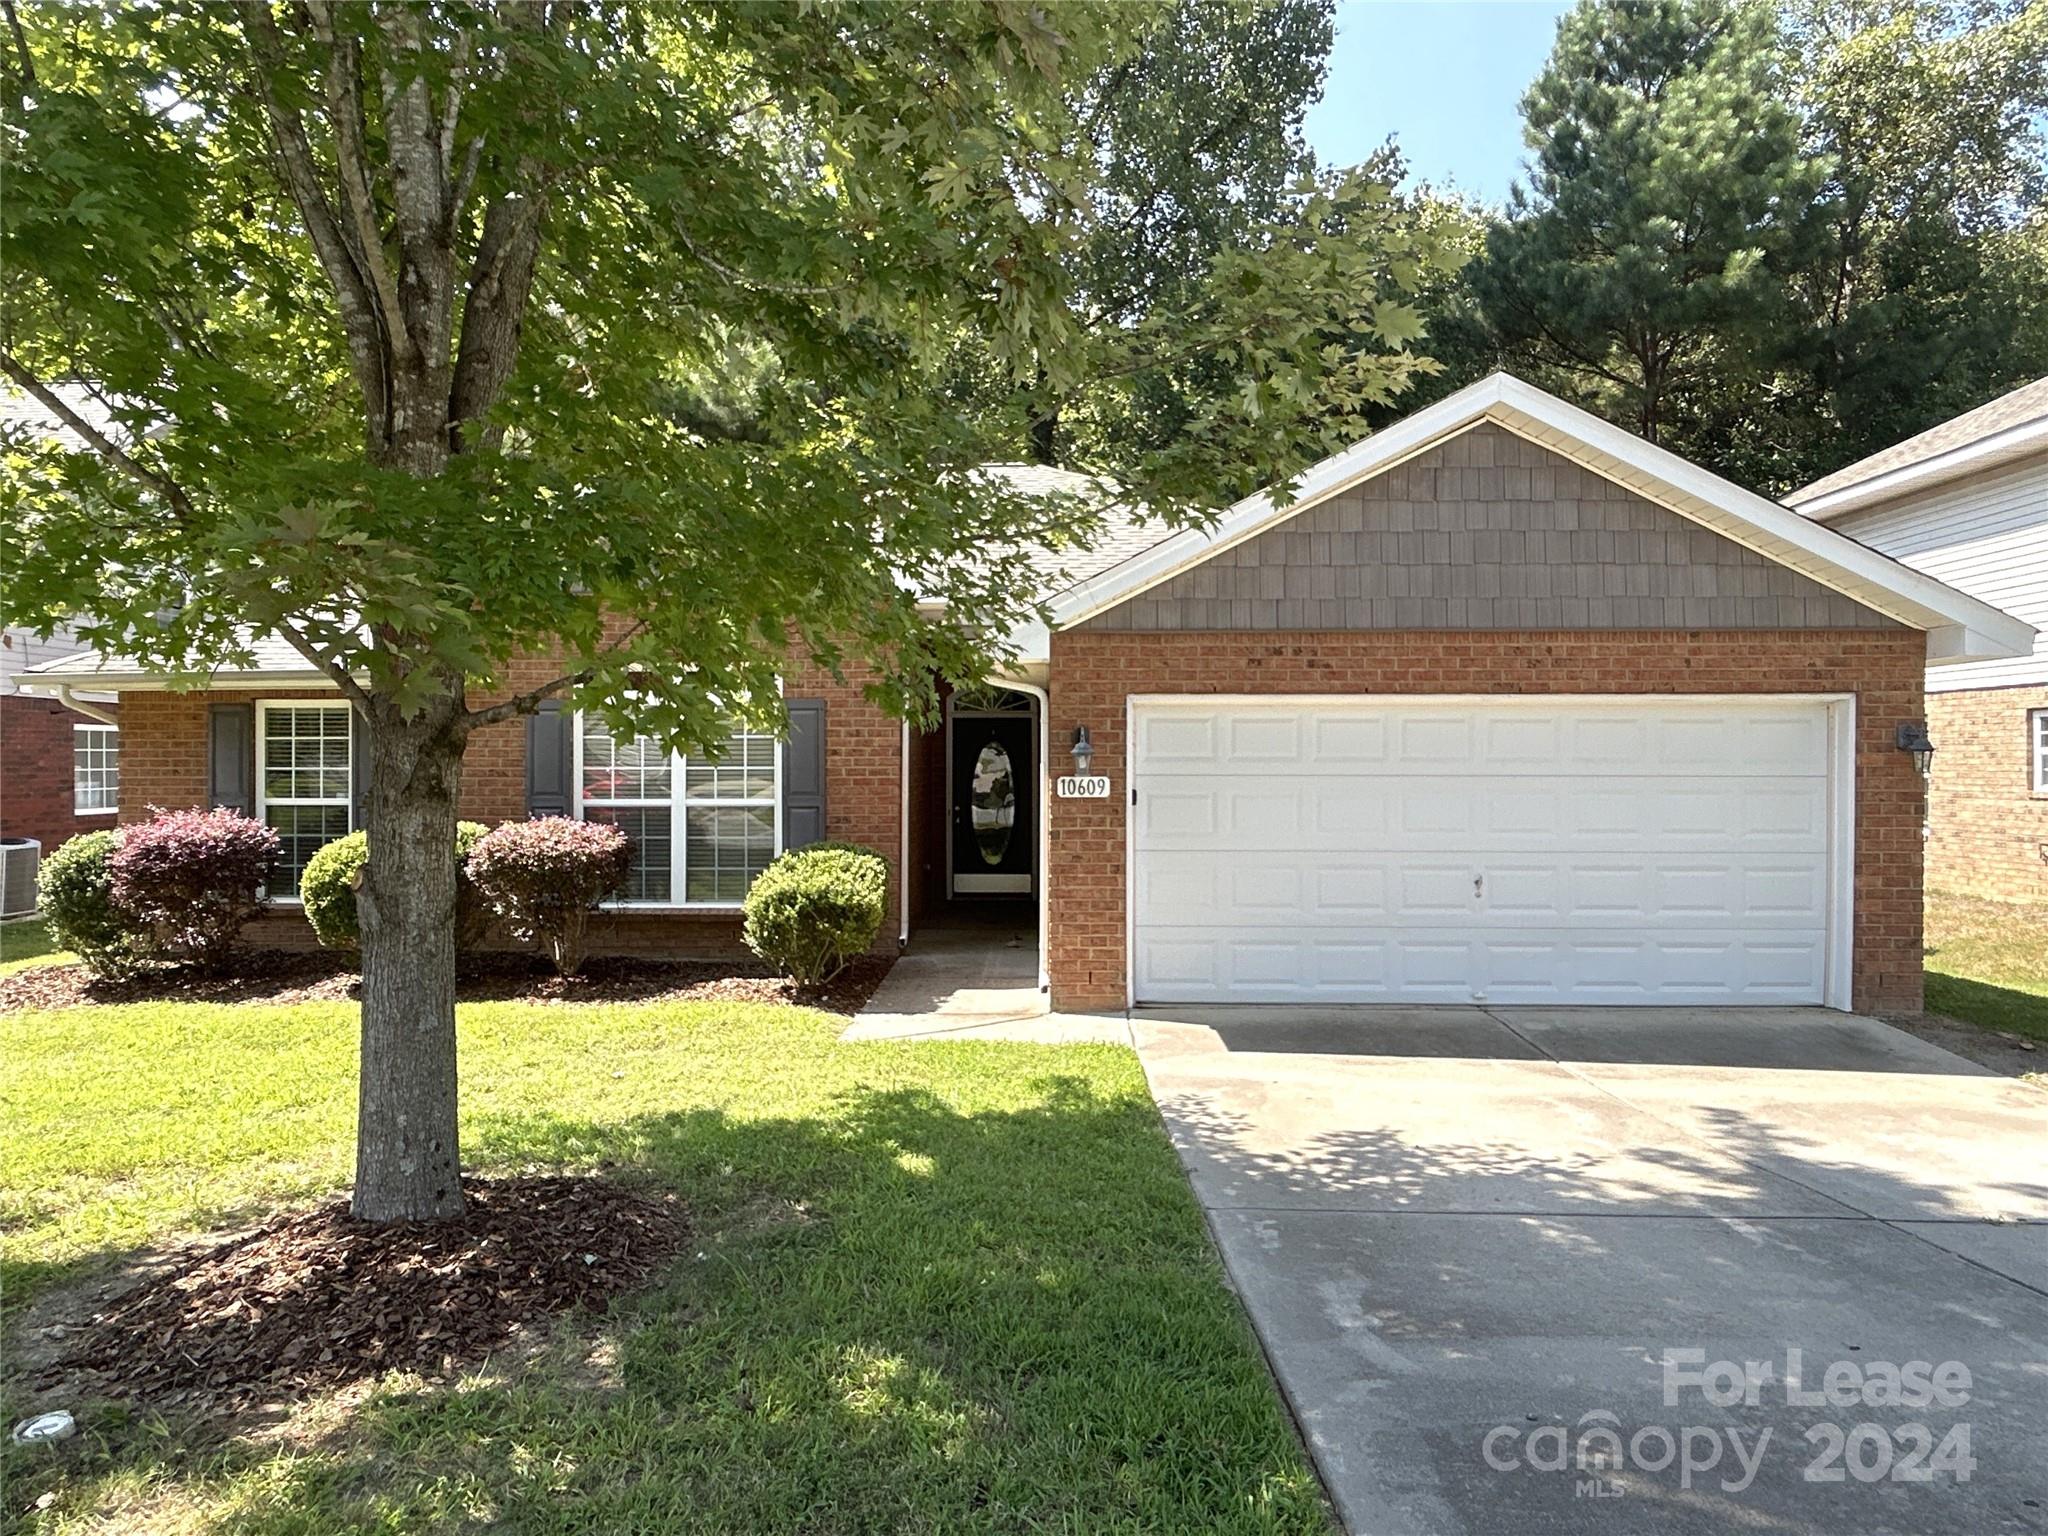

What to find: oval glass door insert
left=971, top=741, right=1016, bottom=865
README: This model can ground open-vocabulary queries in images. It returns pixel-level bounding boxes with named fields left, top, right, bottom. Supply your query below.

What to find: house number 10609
left=1056, top=775, right=1111, bottom=799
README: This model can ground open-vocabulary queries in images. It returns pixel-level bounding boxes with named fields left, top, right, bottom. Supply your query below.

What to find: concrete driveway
left=1133, top=1007, right=2048, bottom=1535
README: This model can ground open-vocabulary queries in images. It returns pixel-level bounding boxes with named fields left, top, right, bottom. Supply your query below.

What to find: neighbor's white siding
left=1832, top=454, right=2048, bottom=692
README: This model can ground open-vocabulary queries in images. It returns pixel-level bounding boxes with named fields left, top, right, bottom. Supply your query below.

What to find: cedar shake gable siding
left=1080, top=424, right=1899, bottom=634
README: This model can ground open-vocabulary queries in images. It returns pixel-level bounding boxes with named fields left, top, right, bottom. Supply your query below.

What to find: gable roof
left=1788, top=377, right=2048, bottom=520
left=1043, top=372, right=2035, bottom=668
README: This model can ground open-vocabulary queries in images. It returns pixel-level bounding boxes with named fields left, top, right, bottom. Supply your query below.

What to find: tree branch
left=239, top=0, right=393, bottom=443
left=307, top=1, right=414, bottom=368
left=463, top=619, right=650, bottom=730
left=276, top=619, right=373, bottom=711
left=0, top=349, right=197, bottom=518
left=3, top=0, right=34, bottom=94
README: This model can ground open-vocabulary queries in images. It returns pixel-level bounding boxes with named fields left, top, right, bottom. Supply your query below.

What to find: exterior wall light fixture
left=1895, top=721, right=1935, bottom=776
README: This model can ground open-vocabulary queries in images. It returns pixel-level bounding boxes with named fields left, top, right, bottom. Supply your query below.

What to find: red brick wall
left=1046, top=629, right=1928, bottom=1015
left=113, top=660, right=904, bottom=961
left=1925, top=685, right=2048, bottom=903
left=0, top=693, right=119, bottom=857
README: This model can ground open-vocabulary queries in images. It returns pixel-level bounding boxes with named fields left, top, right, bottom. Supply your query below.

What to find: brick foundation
left=1925, top=684, right=2048, bottom=904
left=1045, top=629, right=1928, bottom=1016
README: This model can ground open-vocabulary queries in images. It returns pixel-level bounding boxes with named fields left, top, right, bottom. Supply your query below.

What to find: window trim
left=570, top=710, right=783, bottom=910
left=72, top=722, right=119, bottom=816
left=253, top=699, right=355, bottom=904
left=2032, top=708, right=2048, bottom=795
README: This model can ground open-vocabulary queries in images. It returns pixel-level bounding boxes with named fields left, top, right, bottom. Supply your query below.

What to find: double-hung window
left=72, top=724, right=118, bottom=814
left=2033, top=709, right=2048, bottom=794
left=257, top=702, right=353, bottom=897
left=576, top=714, right=778, bottom=904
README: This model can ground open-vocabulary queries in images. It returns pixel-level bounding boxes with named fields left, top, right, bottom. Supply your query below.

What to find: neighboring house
left=32, top=374, right=2033, bottom=1014
left=1, top=625, right=119, bottom=863
left=1787, top=377, right=2048, bottom=904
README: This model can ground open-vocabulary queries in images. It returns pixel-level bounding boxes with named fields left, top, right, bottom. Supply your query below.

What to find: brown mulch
left=44, top=1176, right=687, bottom=1413
left=0, top=950, right=894, bottom=1015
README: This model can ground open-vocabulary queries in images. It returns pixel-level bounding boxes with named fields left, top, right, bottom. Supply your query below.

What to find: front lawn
left=1, top=998, right=1327, bottom=1534
left=1924, top=889, right=2048, bottom=1045
left=0, top=916, right=69, bottom=973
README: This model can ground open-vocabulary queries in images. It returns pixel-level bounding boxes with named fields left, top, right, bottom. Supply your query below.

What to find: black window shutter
left=350, top=707, right=372, bottom=830
left=525, top=699, right=573, bottom=817
left=782, top=698, right=827, bottom=850
left=208, top=702, right=255, bottom=815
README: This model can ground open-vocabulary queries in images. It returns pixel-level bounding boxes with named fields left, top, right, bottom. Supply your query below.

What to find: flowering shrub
left=466, top=817, right=630, bottom=976
left=37, top=829, right=148, bottom=978
left=109, top=807, right=279, bottom=970
left=300, top=822, right=493, bottom=953
left=742, top=842, right=887, bottom=985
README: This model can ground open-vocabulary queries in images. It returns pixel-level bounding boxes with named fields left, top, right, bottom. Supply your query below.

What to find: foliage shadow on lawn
left=10, top=1065, right=1331, bottom=1536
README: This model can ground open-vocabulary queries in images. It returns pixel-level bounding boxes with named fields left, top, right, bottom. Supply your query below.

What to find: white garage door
left=1130, top=697, right=1847, bottom=1007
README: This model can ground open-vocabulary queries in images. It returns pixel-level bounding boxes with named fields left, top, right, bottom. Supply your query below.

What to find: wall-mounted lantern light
left=1895, top=721, right=1935, bottom=776
left=1070, top=725, right=1094, bottom=776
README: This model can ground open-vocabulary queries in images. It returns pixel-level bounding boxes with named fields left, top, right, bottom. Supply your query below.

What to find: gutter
left=1790, top=415, right=2048, bottom=521
left=55, top=684, right=118, bottom=726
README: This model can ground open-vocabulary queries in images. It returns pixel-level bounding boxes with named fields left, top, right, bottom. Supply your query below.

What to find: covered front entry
left=1129, top=695, right=1853, bottom=1008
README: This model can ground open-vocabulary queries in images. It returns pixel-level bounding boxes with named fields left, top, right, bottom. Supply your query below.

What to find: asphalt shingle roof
left=1792, top=376, right=2048, bottom=505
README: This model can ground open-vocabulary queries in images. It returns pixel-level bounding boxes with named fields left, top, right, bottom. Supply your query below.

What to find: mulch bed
left=44, top=1176, right=687, bottom=1413
left=0, top=950, right=893, bottom=1015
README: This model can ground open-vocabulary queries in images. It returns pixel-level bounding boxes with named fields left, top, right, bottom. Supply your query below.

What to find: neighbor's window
left=577, top=714, right=777, bottom=905
left=2033, top=709, right=2048, bottom=794
left=257, top=702, right=352, bottom=898
left=72, top=723, right=119, bottom=814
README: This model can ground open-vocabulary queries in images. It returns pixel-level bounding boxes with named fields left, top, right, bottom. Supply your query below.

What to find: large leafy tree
left=1764, top=0, right=2048, bottom=482
left=1470, top=0, right=1820, bottom=448
left=1, top=1, right=1451, bottom=1220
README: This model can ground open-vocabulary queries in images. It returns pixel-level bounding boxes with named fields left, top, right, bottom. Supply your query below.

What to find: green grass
left=1924, top=889, right=2048, bottom=1045
left=0, top=915, right=69, bottom=972
left=1, top=999, right=1328, bottom=1534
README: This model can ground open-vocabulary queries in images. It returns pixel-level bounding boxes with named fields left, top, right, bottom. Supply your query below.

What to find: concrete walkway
left=840, top=922, right=1129, bottom=1043
left=1133, top=1005, right=2048, bottom=1536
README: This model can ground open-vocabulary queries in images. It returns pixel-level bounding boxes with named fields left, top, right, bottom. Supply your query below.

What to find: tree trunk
left=351, top=690, right=469, bottom=1221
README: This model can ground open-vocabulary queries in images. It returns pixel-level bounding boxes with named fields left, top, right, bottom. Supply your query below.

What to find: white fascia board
left=1788, top=417, right=2048, bottom=521
left=1048, top=370, right=2036, bottom=667
left=1489, top=381, right=2035, bottom=662
left=22, top=665, right=345, bottom=692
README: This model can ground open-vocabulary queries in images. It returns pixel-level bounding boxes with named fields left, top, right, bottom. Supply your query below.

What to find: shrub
left=466, top=817, right=630, bottom=976
left=742, top=842, right=887, bottom=986
left=36, top=830, right=148, bottom=978
left=300, top=831, right=368, bottom=950
left=300, top=822, right=493, bottom=953
left=109, top=807, right=280, bottom=971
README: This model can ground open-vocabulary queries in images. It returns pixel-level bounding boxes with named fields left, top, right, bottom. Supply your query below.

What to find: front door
left=951, top=711, right=1034, bottom=895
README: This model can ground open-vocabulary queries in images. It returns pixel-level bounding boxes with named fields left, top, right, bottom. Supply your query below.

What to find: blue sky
left=1304, top=0, right=1572, bottom=206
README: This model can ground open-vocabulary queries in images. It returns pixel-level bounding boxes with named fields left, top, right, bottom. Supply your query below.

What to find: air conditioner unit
left=0, top=838, right=40, bottom=918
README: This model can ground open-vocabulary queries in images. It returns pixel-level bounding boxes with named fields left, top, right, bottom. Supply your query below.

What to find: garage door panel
left=1130, top=698, right=1840, bottom=1006
left=1135, top=924, right=1827, bottom=1005
left=1138, top=774, right=1826, bottom=853
left=1135, top=849, right=1827, bottom=930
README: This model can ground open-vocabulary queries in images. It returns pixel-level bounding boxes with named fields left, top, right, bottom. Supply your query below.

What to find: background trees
left=1430, top=0, right=2048, bottom=493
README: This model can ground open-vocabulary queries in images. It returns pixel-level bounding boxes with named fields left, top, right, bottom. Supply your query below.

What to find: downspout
left=993, top=677, right=1051, bottom=993
left=55, top=685, right=118, bottom=727
left=899, top=718, right=911, bottom=948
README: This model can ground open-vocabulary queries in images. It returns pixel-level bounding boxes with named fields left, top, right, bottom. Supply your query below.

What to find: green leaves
left=0, top=0, right=1451, bottom=759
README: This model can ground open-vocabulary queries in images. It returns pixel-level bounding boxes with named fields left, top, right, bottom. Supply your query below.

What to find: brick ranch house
left=1787, top=376, right=2048, bottom=905
left=32, top=375, right=2034, bottom=1015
